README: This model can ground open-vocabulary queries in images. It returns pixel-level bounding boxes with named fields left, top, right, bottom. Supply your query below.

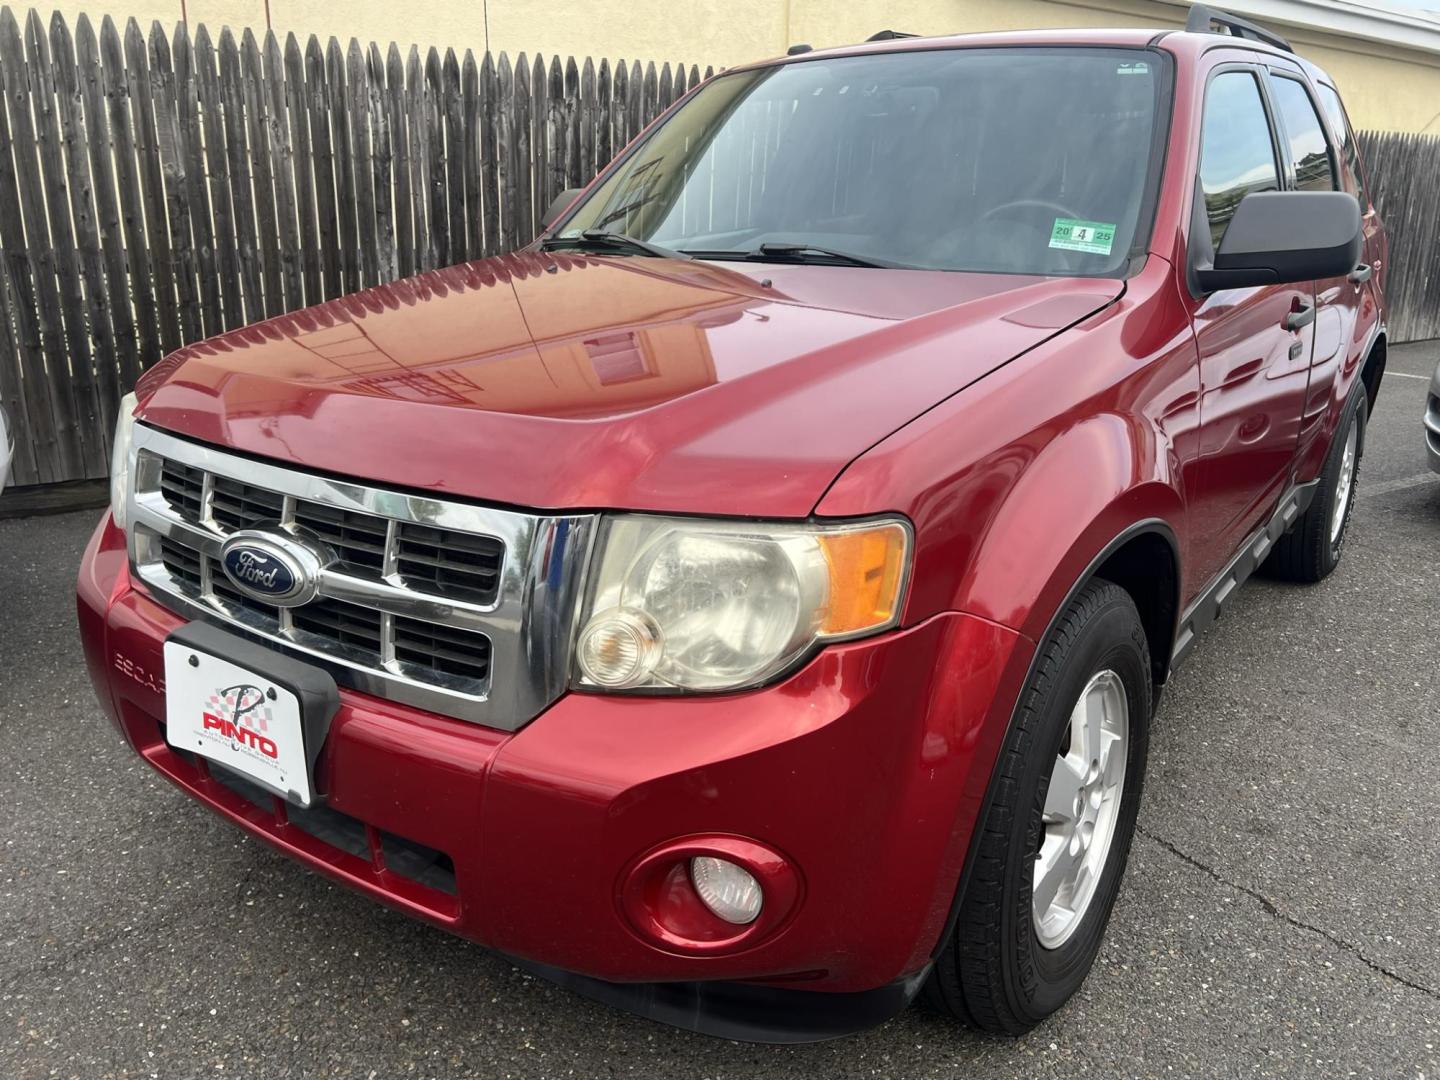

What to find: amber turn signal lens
left=817, top=522, right=910, bottom=636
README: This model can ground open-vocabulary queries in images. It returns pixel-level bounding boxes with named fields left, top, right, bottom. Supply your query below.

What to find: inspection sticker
left=1049, top=218, right=1117, bottom=256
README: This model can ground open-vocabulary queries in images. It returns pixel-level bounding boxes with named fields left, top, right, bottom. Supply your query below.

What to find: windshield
left=557, top=47, right=1167, bottom=276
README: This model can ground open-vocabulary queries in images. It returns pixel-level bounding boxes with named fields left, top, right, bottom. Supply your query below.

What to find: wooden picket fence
left=0, top=6, right=712, bottom=488
left=2, top=7, right=1439, bottom=491
left=1356, top=131, right=1440, bottom=348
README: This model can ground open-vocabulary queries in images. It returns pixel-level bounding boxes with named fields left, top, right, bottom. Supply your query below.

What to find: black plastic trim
left=1169, top=479, right=1318, bottom=669
left=508, top=956, right=931, bottom=1044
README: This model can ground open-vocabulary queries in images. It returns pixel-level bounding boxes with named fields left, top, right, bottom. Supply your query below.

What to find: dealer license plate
left=162, top=640, right=316, bottom=806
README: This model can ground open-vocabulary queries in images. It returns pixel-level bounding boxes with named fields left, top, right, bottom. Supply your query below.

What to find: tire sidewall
left=1002, top=597, right=1151, bottom=1022
left=1323, top=394, right=1367, bottom=570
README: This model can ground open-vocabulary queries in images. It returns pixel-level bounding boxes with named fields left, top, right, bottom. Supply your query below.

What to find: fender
left=815, top=254, right=1198, bottom=642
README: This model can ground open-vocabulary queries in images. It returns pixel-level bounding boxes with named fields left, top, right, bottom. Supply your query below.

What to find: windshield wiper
left=755, top=243, right=902, bottom=268
left=683, top=243, right=904, bottom=269
left=541, top=229, right=691, bottom=261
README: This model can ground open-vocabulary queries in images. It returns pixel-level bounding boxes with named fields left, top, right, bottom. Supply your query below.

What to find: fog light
left=690, top=856, right=763, bottom=925
left=577, top=608, right=662, bottom=688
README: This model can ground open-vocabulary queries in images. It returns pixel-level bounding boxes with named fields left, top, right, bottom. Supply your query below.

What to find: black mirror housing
left=541, top=188, right=585, bottom=231
left=1195, top=190, right=1362, bottom=292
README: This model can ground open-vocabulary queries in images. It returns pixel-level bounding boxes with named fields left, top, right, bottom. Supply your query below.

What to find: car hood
left=137, top=251, right=1120, bottom=517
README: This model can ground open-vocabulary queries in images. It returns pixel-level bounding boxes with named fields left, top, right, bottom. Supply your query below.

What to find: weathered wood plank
left=546, top=56, right=566, bottom=215
left=266, top=31, right=303, bottom=312
left=172, top=22, right=221, bottom=337
left=443, top=49, right=466, bottom=262
left=52, top=13, right=120, bottom=450
left=578, top=57, right=595, bottom=186
left=78, top=15, right=142, bottom=385
left=595, top=58, right=612, bottom=170
left=304, top=35, right=340, bottom=299
left=18, top=9, right=89, bottom=478
left=387, top=42, right=413, bottom=279
left=406, top=45, right=433, bottom=270
left=0, top=9, right=53, bottom=482
left=121, top=17, right=179, bottom=364
left=627, top=60, right=643, bottom=156
left=564, top=57, right=581, bottom=190
left=326, top=37, right=359, bottom=294
left=194, top=25, right=239, bottom=329
left=529, top=54, right=548, bottom=228
left=497, top=52, right=516, bottom=253
left=284, top=33, right=320, bottom=306
left=513, top=52, right=533, bottom=245
left=611, top=58, right=629, bottom=158
left=28, top=10, right=101, bottom=474
left=643, top=61, right=659, bottom=126
left=478, top=50, right=498, bottom=257
left=424, top=47, right=448, bottom=267
left=462, top=51, right=481, bottom=260
left=368, top=42, right=396, bottom=284
left=219, top=29, right=263, bottom=325
left=346, top=39, right=378, bottom=287
left=241, top=30, right=282, bottom=317
left=148, top=22, right=202, bottom=347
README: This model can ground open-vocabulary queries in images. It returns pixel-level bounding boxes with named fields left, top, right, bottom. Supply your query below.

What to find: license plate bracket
left=163, top=622, right=339, bottom=808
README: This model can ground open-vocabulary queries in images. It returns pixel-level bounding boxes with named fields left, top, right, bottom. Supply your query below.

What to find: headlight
left=109, top=392, right=138, bottom=531
left=573, top=515, right=911, bottom=693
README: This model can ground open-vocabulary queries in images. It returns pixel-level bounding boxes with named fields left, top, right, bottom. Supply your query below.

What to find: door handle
left=1283, top=300, right=1315, bottom=332
left=1348, top=263, right=1373, bottom=284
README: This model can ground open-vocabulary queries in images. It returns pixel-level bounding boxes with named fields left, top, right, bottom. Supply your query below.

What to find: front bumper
left=77, top=513, right=1030, bottom=1036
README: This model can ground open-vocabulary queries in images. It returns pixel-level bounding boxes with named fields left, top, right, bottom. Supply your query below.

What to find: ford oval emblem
left=218, top=530, right=325, bottom=607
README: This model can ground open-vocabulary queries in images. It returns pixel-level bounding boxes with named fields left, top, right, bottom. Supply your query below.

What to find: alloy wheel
left=1033, top=669, right=1129, bottom=949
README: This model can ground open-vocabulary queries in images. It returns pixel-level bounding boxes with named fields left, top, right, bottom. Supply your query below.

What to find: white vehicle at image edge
left=0, top=405, right=12, bottom=491
left=1426, top=361, right=1440, bottom=474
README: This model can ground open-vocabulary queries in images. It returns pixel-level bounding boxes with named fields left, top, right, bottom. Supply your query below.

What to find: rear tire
left=1264, top=394, right=1366, bottom=583
left=924, top=580, right=1151, bottom=1034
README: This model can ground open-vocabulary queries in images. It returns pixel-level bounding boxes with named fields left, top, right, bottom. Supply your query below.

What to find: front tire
left=1264, top=394, right=1366, bottom=583
left=925, top=580, right=1151, bottom=1034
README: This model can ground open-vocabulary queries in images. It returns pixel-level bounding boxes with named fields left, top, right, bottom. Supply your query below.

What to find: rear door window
left=1317, top=83, right=1367, bottom=205
left=1267, top=75, right=1336, bottom=192
left=1198, top=71, right=1280, bottom=250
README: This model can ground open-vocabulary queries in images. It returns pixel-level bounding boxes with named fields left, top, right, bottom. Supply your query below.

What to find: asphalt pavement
left=3, top=343, right=1438, bottom=1079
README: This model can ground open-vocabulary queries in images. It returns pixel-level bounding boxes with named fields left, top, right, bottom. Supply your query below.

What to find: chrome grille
left=128, top=424, right=596, bottom=730
left=395, top=522, right=504, bottom=603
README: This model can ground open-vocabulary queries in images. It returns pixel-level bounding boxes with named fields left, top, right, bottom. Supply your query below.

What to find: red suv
left=79, top=6, right=1386, bottom=1042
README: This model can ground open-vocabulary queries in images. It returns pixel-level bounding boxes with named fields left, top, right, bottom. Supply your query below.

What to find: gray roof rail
left=1186, top=4, right=1294, bottom=52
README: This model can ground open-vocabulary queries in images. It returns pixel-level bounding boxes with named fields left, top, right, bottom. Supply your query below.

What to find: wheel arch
left=925, top=511, right=1181, bottom=967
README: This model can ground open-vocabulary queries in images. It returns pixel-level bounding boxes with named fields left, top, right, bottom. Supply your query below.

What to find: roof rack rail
left=866, top=30, right=918, bottom=42
left=1185, top=4, right=1293, bottom=53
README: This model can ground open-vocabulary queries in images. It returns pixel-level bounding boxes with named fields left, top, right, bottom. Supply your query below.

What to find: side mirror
left=541, top=188, right=584, bottom=231
left=1195, top=191, right=1361, bottom=292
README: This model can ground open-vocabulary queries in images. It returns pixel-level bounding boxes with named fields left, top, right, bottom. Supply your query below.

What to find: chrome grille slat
left=127, top=424, right=598, bottom=730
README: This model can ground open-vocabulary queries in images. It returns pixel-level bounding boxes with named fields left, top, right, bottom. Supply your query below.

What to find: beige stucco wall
left=38, top=0, right=1440, bottom=132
